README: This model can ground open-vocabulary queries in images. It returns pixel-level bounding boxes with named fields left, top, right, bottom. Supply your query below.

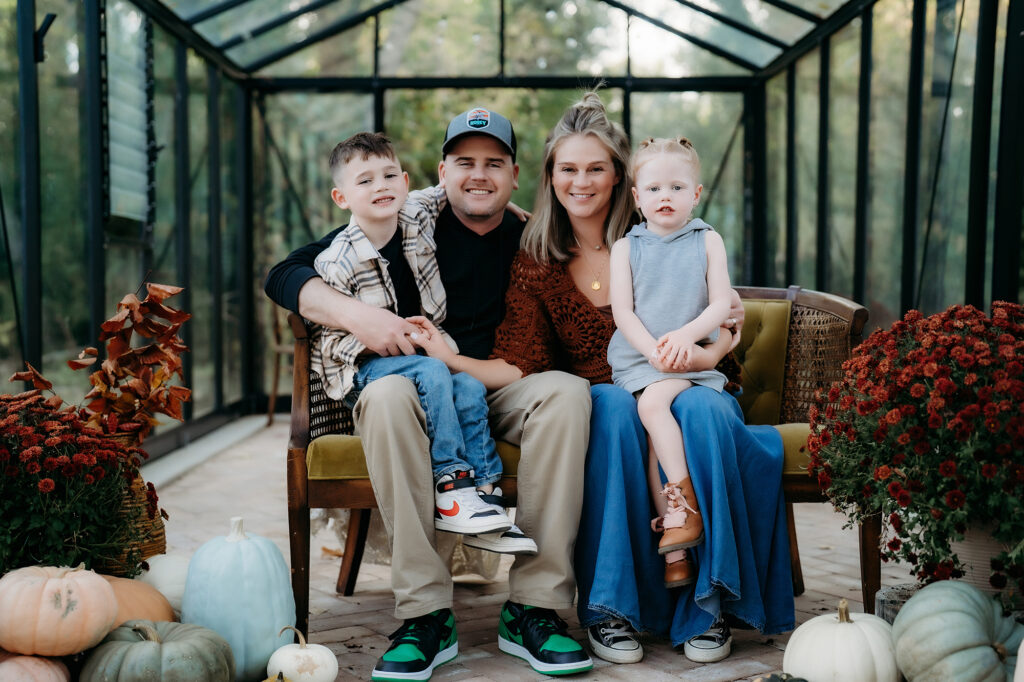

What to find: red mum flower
left=897, top=490, right=913, bottom=507
left=25, top=461, right=41, bottom=474
left=37, top=478, right=55, bottom=493
left=981, top=463, right=998, bottom=479
left=938, top=460, right=957, bottom=477
left=889, top=512, right=903, bottom=532
left=888, top=481, right=903, bottom=497
left=874, top=466, right=893, bottom=481
left=887, top=537, right=902, bottom=552
left=945, top=489, right=966, bottom=509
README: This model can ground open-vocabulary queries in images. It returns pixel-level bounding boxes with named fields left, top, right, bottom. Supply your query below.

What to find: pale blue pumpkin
left=181, top=517, right=296, bottom=682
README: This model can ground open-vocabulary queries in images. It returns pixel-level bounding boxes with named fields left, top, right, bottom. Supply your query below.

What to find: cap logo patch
left=466, top=108, right=490, bottom=129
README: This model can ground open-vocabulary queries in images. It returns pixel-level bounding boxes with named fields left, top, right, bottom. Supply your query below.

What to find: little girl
left=606, top=137, right=735, bottom=588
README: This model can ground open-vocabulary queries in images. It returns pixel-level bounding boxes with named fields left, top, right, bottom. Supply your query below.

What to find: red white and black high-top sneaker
left=433, top=470, right=512, bottom=535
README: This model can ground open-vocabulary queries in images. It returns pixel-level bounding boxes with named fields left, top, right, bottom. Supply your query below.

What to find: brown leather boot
left=658, top=478, right=704, bottom=554
left=664, top=549, right=696, bottom=588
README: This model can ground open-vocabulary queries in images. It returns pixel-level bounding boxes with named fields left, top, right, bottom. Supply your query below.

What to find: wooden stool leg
left=337, top=509, right=371, bottom=596
left=267, top=353, right=281, bottom=426
left=786, top=501, right=805, bottom=596
left=859, top=514, right=882, bottom=613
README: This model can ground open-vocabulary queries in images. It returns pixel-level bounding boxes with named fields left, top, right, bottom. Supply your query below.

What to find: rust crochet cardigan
left=490, top=250, right=743, bottom=390
left=490, top=251, right=616, bottom=385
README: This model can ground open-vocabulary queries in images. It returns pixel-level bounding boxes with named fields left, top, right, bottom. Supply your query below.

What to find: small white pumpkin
left=1014, top=638, right=1022, bottom=682
left=137, top=553, right=191, bottom=618
left=893, top=580, right=1023, bottom=682
left=783, top=598, right=898, bottom=682
left=266, top=626, right=338, bottom=682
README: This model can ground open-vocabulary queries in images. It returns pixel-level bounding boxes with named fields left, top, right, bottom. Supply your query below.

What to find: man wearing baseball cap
left=265, top=107, right=593, bottom=680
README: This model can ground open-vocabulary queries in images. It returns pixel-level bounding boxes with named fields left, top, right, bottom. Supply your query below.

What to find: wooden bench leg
left=337, top=509, right=371, bottom=596
left=859, top=514, right=882, bottom=614
left=786, top=501, right=806, bottom=597
left=289, top=505, right=310, bottom=636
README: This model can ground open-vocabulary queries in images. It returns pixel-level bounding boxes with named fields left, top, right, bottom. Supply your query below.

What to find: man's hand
left=353, top=305, right=420, bottom=357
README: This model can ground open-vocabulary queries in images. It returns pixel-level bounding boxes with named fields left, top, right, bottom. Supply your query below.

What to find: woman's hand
left=405, top=316, right=455, bottom=362
left=506, top=200, right=532, bottom=222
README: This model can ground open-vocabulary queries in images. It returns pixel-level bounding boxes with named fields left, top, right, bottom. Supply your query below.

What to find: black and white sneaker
left=434, top=471, right=512, bottom=535
left=587, top=619, right=643, bottom=664
left=463, top=488, right=538, bottom=555
left=683, top=616, right=732, bottom=663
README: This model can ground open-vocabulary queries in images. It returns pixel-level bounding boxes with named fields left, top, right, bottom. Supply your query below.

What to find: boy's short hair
left=632, top=137, right=701, bottom=181
left=329, top=132, right=398, bottom=185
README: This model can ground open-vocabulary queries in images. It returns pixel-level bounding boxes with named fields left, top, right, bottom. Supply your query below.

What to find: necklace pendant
left=591, top=280, right=602, bottom=291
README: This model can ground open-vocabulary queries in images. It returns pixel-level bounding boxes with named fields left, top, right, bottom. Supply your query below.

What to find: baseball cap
left=442, top=107, right=517, bottom=161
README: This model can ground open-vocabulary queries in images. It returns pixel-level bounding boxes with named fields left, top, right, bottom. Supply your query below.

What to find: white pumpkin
left=893, top=580, right=1023, bottom=682
left=0, top=649, right=70, bottom=682
left=1014, top=638, right=1023, bottom=682
left=137, top=552, right=191, bottom=618
left=266, top=626, right=338, bottom=682
left=783, top=598, right=898, bottom=682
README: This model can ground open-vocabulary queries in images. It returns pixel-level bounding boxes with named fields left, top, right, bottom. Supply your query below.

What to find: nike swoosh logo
left=438, top=501, right=460, bottom=517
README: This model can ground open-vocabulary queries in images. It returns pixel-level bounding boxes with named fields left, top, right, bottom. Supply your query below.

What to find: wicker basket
left=96, top=434, right=167, bottom=575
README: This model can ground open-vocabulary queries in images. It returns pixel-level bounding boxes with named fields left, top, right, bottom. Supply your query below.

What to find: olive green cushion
left=734, top=299, right=792, bottom=426
left=307, top=434, right=522, bottom=481
left=776, top=421, right=813, bottom=475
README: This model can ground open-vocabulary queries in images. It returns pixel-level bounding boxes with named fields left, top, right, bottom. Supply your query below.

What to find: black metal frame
left=10, top=0, right=1023, bottom=459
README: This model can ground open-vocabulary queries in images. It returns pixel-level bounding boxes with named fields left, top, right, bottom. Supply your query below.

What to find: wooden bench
left=284, top=285, right=873, bottom=635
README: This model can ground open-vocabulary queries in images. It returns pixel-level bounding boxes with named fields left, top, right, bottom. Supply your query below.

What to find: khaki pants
left=352, top=370, right=591, bottom=619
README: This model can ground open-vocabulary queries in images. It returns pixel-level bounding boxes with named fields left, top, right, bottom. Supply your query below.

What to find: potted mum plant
left=807, top=302, right=1024, bottom=605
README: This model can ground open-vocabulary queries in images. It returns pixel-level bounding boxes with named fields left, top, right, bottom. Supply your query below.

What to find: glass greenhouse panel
left=0, top=5, right=23, bottom=381
left=227, top=0, right=378, bottom=70
left=505, top=0, right=627, bottom=76
left=630, top=92, right=746, bottom=285
left=384, top=88, right=624, bottom=214
left=37, top=0, right=90, bottom=398
left=765, top=72, right=787, bottom=288
left=794, top=50, right=819, bottom=291
left=378, top=0, right=499, bottom=77
left=629, top=16, right=750, bottom=76
left=193, top=0, right=370, bottom=48
left=867, top=0, right=911, bottom=329
left=777, top=0, right=849, bottom=19
left=629, top=0, right=782, bottom=67
left=984, top=0, right=1011, bottom=305
left=255, top=20, right=374, bottom=77
left=150, top=26, right=178, bottom=290
left=107, top=2, right=148, bottom=222
left=915, top=0, right=973, bottom=316
left=827, top=22, right=859, bottom=300
left=221, top=81, right=242, bottom=406
left=188, top=55, right=214, bottom=419
left=687, top=0, right=816, bottom=45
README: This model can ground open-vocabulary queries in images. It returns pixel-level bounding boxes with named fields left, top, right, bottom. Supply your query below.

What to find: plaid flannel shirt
left=311, top=186, right=453, bottom=400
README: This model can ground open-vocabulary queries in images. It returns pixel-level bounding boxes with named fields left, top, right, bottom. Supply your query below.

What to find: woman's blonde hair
left=521, top=91, right=635, bottom=263
left=631, top=136, right=701, bottom=180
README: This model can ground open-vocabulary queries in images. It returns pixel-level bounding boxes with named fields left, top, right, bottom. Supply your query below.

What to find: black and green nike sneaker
left=497, top=601, right=593, bottom=675
left=371, top=608, right=458, bottom=681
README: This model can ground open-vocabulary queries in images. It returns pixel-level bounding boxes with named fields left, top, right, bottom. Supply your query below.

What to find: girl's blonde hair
left=631, top=136, right=701, bottom=181
left=521, top=91, right=635, bottom=263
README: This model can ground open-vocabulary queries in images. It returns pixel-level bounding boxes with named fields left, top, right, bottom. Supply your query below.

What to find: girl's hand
left=405, top=316, right=454, bottom=361
left=506, top=201, right=532, bottom=222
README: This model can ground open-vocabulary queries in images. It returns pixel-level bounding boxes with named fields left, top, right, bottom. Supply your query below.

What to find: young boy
left=311, top=132, right=535, bottom=554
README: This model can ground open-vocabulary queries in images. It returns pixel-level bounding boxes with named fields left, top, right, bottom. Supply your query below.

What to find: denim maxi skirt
left=574, top=383, right=796, bottom=646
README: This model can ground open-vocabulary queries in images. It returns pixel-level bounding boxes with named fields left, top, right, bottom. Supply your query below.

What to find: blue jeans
left=348, top=354, right=501, bottom=486
left=575, top=383, right=794, bottom=646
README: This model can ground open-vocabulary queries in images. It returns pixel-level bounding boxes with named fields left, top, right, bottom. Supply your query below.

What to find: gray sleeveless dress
left=607, top=219, right=727, bottom=395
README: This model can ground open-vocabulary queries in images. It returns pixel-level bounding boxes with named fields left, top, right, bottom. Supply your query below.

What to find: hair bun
left=678, top=136, right=693, bottom=148
left=638, top=137, right=655, bottom=149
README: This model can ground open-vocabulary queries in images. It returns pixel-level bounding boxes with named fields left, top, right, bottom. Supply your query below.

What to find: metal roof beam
left=185, top=0, right=252, bottom=25
left=758, top=0, right=879, bottom=79
left=244, top=0, right=413, bottom=72
left=247, top=74, right=757, bottom=93
left=599, top=0, right=760, bottom=72
left=217, top=0, right=347, bottom=51
left=669, top=0, right=788, bottom=49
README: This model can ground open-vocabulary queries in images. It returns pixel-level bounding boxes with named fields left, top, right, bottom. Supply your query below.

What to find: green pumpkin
left=181, top=517, right=295, bottom=682
left=893, top=580, right=1023, bottom=682
left=79, top=620, right=234, bottom=682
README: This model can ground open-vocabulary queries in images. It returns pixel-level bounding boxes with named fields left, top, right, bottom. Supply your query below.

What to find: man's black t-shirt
left=377, top=228, right=421, bottom=319
left=433, top=206, right=524, bottom=360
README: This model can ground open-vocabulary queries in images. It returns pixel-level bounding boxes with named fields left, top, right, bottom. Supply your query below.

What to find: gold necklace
left=573, top=233, right=606, bottom=290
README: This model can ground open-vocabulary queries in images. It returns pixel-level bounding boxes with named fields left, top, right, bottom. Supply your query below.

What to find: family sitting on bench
left=264, top=92, right=795, bottom=681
